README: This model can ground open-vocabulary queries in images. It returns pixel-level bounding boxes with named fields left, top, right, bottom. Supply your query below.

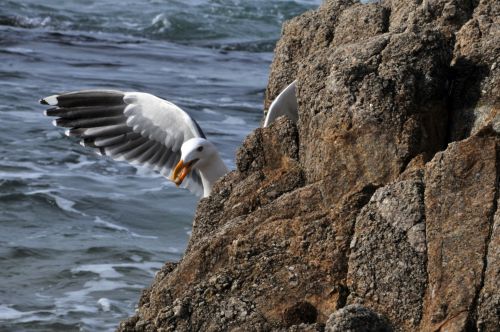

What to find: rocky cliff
left=119, top=0, right=499, bottom=331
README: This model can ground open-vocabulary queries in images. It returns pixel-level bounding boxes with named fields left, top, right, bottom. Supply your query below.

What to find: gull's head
left=170, top=137, right=217, bottom=186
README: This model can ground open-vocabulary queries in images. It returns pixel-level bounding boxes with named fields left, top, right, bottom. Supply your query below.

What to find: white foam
left=15, top=314, right=53, bottom=323
left=25, top=190, right=83, bottom=215
left=53, top=195, right=81, bottom=214
left=166, top=246, right=181, bottom=254
left=72, top=261, right=162, bottom=281
left=94, top=216, right=159, bottom=239
left=130, top=254, right=143, bottom=262
left=218, top=96, right=233, bottom=103
left=72, top=264, right=123, bottom=279
left=69, top=261, right=162, bottom=319
left=97, top=298, right=111, bottom=312
left=202, top=108, right=217, bottom=115
left=5, top=47, right=34, bottom=54
left=64, top=155, right=96, bottom=170
left=0, top=305, right=26, bottom=320
left=151, top=13, right=171, bottom=32
left=0, top=171, right=43, bottom=180
left=14, top=15, right=51, bottom=28
left=130, top=232, right=159, bottom=239
left=0, top=305, right=47, bottom=322
left=222, top=115, right=245, bottom=125
left=93, top=217, right=129, bottom=232
left=139, top=186, right=163, bottom=193
left=57, top=280, right=133, bottom=313
left=135, top=166, right=154, bottom=176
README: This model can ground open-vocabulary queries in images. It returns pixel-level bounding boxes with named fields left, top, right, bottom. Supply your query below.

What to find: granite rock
left=119, top=0, right=499, bottom=330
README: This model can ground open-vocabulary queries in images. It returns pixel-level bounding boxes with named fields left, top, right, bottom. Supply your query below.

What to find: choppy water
left=0, top=0, right=320, bottom=330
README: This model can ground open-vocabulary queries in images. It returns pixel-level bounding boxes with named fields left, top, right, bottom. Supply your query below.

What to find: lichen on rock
left=119, top=0, right=499, bottom=331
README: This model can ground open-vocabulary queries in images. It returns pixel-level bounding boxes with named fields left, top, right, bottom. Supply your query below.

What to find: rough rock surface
left=325, top=305, right=392, bottom=332
left=119, top=0, right=499, bottom=331
left=347, top=171, right=427, bottom=331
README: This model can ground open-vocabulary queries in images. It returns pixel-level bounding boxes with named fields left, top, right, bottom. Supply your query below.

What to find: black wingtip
left=40, top=98, right=48, bottom=105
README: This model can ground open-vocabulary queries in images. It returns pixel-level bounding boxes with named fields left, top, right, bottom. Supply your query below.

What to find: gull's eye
left=197, top=146, right=203, bottom=152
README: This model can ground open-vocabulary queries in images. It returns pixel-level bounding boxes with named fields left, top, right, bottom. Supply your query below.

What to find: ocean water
left=0, top=0, right=320, bottom=330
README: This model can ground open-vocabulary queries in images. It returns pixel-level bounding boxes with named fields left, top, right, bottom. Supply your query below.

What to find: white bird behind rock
left=40, top=80, right=297, bottom=198
left=263, top=80, right=297, bottom=128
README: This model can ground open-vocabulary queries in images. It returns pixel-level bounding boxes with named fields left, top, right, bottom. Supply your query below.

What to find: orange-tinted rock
left=477, top=194, right=500, bottom=331
left=421, top=131, right=499, bottom=331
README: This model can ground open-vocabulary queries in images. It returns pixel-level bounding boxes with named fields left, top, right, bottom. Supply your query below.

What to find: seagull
left=40, top=80, right=297, bottom=198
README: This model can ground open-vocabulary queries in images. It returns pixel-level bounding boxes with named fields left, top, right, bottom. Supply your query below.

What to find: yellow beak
left=170, top=160, right=192, bottom=186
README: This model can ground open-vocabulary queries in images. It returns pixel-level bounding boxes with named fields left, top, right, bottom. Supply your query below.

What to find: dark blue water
left=0, top=0, right=320, bottom=330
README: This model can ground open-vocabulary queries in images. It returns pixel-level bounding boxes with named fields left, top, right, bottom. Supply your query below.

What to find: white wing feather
left=263, top=80, right=298, bottom=127
left=123, top=93, right=201, bottom=151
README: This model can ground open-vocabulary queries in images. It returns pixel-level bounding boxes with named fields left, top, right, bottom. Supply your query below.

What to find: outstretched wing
left=40, top=90, right=205, bottom=196
left=263, top=80, right=298, bottom=128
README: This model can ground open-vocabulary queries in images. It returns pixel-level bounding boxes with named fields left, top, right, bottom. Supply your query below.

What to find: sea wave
left=0, top=15, right=52, bottom=29
left=25, top=190, right=83, bottom=215
left=0, top=0, right=320, bottom=51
